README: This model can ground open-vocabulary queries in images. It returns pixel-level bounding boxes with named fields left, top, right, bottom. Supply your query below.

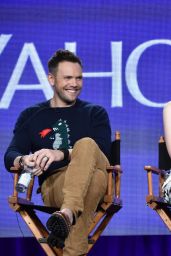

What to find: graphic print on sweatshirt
left=39, top=119, right=71, bottom=149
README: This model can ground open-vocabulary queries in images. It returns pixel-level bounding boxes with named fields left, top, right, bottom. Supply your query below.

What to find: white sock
left=61, top=208, right=73, bottom=225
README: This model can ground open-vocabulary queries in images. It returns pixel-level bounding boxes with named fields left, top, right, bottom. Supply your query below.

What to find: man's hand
left=32, top=149, right=64, bottom=173
left=14, top=149, right=65, bottom=176
left=14, top=154, right=36, bottom=173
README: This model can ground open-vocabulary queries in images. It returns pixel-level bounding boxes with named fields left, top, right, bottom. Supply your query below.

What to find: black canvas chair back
left=109, top=131, right=120, bottom=166
left=158, top=136, right=171, bottom=170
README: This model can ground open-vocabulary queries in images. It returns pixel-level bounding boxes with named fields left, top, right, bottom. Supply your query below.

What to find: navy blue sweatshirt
left=4, top=99, right=111, bottom=185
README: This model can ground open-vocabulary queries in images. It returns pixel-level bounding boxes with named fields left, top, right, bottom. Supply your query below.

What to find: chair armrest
left=10, top=166, right=20, bottom=173
left=107, top=164, right=122, bottom=174
left=144, top=165, right=165, bottom=175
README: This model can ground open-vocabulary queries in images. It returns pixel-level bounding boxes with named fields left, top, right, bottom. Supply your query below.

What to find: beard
left=56, top=88, right=81, bottom=106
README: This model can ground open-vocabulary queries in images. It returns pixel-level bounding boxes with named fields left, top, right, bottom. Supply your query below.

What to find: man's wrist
left=18, top=156, right=25, bottom=170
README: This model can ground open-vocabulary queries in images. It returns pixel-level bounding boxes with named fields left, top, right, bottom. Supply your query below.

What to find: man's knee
left=74, top=137, right=98, bottom=150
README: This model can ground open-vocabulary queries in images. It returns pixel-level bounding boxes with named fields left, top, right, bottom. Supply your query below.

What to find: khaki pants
left=41, top=137, right=109, bottom=256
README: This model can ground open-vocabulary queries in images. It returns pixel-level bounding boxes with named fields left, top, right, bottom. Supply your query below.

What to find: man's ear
left=48, top=73, right=55, bottom=86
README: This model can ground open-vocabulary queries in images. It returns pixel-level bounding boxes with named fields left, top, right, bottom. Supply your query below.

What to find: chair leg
left=88, top=210, right=106, bottom=234
left=156, top=208, right=171, bottom=231
left=19, top=209, right=62, bottom=256
left=147, top=198, right=171, bottom=231
left=88, top=213, right=113, bottom=253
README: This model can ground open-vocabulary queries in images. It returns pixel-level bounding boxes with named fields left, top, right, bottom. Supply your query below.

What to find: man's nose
left=71, top=78, right=78, bottom=86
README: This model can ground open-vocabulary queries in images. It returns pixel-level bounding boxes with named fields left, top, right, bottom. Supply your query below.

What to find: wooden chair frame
left=144, top=136, right=171, bottom=231
left=8, top=132, right=122, bottom=256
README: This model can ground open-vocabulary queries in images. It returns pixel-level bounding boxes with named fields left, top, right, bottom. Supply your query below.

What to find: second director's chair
left=8, top=131, right=122, bottom=256
left=144, top=136, right=171, bottom=231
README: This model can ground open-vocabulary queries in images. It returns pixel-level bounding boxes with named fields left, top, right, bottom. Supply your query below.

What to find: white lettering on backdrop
left=0, top=34, right=170, bottom=108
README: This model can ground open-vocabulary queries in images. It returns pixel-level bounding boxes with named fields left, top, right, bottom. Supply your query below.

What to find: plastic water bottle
left=16, top=170, right=32, bottom=193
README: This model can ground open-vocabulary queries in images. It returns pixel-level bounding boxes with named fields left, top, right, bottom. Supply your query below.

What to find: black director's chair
left=144, top=136, right=171, bottom=231
left=8, top=131, right=122, bottom=256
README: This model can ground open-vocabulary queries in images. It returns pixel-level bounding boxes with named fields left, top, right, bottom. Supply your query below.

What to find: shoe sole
left=46, top=212, right=70, bottom=238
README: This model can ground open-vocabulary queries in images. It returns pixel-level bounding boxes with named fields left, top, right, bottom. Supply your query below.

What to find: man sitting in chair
left=4, top=49, right=111, bottom=256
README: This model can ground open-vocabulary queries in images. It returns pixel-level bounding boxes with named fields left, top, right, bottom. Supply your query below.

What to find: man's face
left=48, top=61, right=83, bottom=107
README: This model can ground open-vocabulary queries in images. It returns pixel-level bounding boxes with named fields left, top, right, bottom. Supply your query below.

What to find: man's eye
left=77, top=77, right=82, bottom=81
